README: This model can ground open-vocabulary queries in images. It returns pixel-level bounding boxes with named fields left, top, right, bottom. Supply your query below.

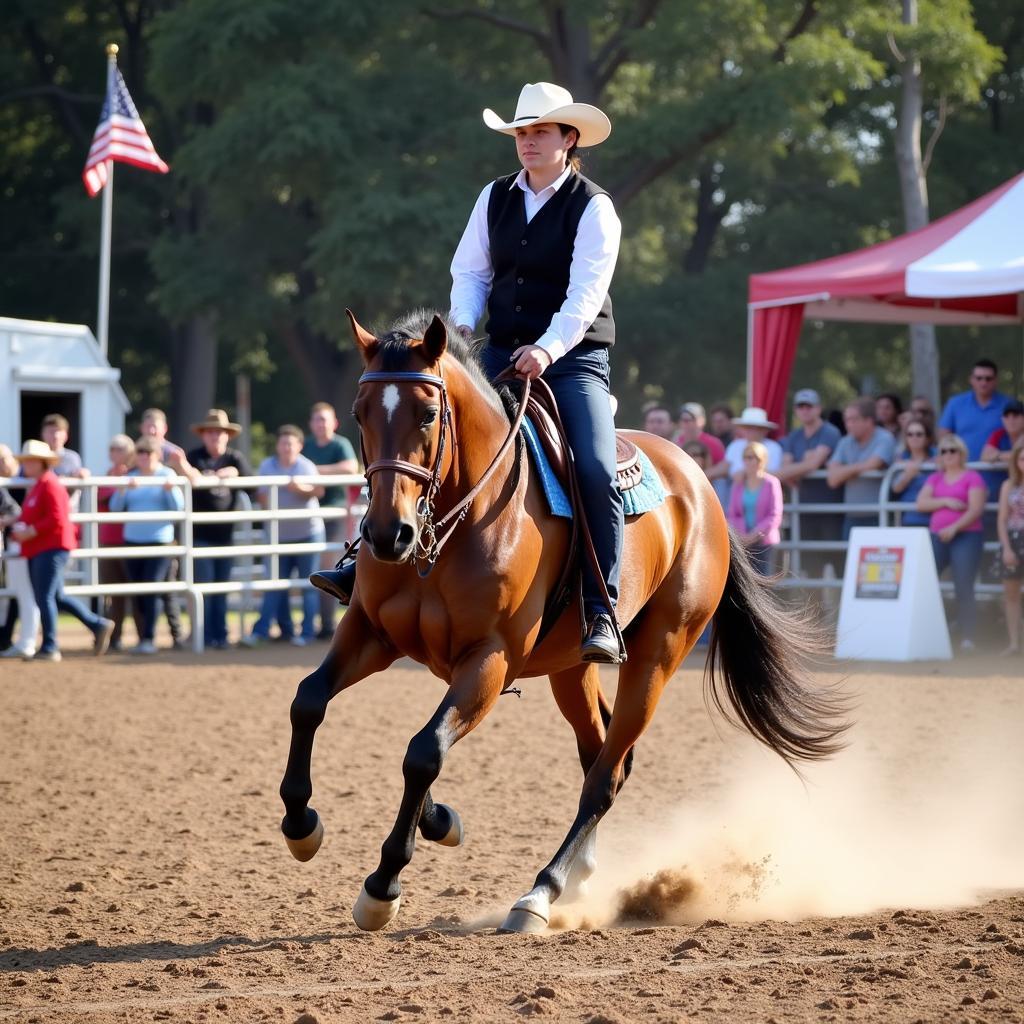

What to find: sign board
left=835, top=527, right=951, bottom=661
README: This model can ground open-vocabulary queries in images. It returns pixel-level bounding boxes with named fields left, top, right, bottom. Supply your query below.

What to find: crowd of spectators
left=0, top=404, right=357, bottom=659
left=1, top=355, right=1022, bottom=658
left=643, top=356, right=1024, bottom=655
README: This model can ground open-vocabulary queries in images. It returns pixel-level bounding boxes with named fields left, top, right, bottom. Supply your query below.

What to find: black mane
left=375, top=309, right=510, bottom=417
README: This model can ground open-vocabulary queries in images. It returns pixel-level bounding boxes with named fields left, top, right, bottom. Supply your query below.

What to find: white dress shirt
left=449, top=165, right=621, bottom=363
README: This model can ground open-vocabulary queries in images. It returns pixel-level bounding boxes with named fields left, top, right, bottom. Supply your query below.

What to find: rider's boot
left=310, top=561, right=357, bottom=606
left=580, top=612, right=623, bottom=664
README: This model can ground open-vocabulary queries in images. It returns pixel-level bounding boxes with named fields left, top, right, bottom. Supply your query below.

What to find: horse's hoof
left=283, top=813, right=324, bottom=863
left=352, top=885, right=401, bottom=931
left=433, top=803, right=464, bottom=848
left=497, top=889, right=549, bottom=934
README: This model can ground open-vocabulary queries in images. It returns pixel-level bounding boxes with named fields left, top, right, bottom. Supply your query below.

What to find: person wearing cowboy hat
left=716, top=408, right=784, bottom=485
left=9, top=440, right=114, bottom=661
left=447, top=81, right=624, bottom=663
left=184, top=410, right=253, bottom=649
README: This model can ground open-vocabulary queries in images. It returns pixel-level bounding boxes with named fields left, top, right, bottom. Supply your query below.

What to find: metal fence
left=0, top=460, right=1009, bottom=651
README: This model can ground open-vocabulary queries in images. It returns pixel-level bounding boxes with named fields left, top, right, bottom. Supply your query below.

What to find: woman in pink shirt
left=916, top=433, right=987, bottom=652
left=727, top=441, right=783, bottom=576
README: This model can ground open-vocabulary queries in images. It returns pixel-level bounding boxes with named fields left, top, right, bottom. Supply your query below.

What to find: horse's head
left=348, top=309, right=450, bottom=564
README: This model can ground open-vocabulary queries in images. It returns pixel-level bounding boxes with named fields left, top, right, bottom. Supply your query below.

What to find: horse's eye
left=421, top=407, right=439, bottom=428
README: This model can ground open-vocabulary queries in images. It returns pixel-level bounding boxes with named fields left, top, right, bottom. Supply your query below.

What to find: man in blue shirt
left=938, top=358, right=1010, bottom=461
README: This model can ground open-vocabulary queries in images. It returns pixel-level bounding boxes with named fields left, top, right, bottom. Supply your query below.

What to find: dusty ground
left=1, top=634, right=1022, bottom=1024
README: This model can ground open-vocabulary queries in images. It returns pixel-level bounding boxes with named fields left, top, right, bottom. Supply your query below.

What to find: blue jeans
left=123, top=544, right=172, bottom=642
left=28, top=548, right=106, bottom=654
left=482, top=343, right=623, bottom=618
left=194, top=540, right=233, bottom=645
left=252, top=540, right=319, bottom=640
left=931, top=530, right=983, bottom=642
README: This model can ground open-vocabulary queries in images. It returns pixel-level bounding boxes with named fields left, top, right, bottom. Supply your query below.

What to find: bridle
left=357, top=367, right=531, bottom=575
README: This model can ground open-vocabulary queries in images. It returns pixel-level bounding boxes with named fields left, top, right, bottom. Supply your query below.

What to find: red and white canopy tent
left=747, top=171, right=1024, bottom=429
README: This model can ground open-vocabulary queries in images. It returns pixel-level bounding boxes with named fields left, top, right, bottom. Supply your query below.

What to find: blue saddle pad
left=520, top=420, right=666, bottom=519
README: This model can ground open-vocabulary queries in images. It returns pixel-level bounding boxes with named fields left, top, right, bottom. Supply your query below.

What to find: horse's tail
left=706, top=530, right=849, bottom=767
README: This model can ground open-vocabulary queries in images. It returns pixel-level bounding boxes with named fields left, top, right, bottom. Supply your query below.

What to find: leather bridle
left=357, top=367, right=531, bottom=575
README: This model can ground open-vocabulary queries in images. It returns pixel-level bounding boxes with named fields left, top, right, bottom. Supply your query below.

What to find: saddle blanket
left=520, top=419, right=667, bottom=519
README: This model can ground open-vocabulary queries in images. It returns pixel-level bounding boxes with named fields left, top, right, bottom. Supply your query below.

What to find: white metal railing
left=776, top=461, right=1006, bottom=596
left=0, top=474, right=365, bottom=652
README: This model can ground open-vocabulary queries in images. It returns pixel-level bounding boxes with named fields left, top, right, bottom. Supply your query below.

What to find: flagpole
left=96, top=42, right=118, bottom=357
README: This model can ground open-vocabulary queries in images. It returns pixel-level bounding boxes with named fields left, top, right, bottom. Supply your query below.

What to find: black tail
left=707, top=530, right=849, bottom=767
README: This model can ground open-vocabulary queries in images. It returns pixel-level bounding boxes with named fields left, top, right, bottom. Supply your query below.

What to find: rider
left=312, top=82, right=624, bottom=664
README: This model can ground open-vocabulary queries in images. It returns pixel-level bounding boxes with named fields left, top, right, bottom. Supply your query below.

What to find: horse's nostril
left=396, top=522, right=415, bottom=549
left=360, top=520, right=372, bottom=544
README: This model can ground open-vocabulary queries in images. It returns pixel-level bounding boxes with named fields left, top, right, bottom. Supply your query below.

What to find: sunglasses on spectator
left=938, top=447, right=960, bottom=454
left=905, top=430, right=926, bottom=438
left=972, top=373, right=996, bottom=382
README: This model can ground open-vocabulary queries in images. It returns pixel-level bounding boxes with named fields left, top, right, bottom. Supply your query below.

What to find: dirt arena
left=1, top=635, right=1022, bottom=1024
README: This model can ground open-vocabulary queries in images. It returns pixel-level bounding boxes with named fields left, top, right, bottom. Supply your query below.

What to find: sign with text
left=855, top=546, right=905, bottom=600
left=836, top=528, right=950, bottom=661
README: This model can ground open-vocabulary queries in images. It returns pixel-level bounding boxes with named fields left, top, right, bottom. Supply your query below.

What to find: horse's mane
left=376, top=309, right=512, bottom=419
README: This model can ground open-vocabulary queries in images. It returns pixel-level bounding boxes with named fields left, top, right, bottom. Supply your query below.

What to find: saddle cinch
left=494, top=372, right=645, bottom=658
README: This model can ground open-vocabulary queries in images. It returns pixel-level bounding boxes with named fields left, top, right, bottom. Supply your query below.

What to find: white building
left=0, top=316, right=130, bottom=471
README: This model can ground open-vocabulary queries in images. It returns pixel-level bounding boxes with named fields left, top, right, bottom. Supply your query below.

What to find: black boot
left=581, top=612, right=624, bottom=665
left=310, top=561, right=357, bottom=606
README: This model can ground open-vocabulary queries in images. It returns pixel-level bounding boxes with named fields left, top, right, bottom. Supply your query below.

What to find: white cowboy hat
left=13, top=439, right=60, bottom=464
left=732, top=407, right=778, bottom=430
left=482, top=82, right=611, bottom=148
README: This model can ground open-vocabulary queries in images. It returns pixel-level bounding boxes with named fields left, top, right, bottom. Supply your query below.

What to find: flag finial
left=106, top=42, right=119, bottom=57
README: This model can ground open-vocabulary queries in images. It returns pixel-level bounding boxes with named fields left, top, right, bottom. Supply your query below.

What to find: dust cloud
left=553, top=700, right=1024, bottom=929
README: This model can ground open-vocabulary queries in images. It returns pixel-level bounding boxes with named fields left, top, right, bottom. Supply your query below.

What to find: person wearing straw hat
left=8, top=440, right=114, bottom=661
left=448, top=81, right=624, bottom=663
left=185, top=409, right=253, bottom=649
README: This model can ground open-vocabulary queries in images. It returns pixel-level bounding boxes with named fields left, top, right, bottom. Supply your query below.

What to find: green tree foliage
left=1, top=0, right=1020, bottom=443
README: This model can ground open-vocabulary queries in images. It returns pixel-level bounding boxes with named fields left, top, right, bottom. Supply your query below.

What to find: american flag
left=82, top=63, right=168, bottom=197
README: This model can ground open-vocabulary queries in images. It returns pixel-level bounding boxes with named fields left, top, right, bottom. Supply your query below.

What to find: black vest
left=485, top=171, right=615, bottom=351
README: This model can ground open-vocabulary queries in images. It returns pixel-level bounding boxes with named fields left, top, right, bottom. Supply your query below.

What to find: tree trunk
left=170, top=314, right=217, bottom=441
left=895, top=0, right=940, bottom=410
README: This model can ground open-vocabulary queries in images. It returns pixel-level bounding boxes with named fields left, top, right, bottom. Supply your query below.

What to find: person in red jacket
left=10, top=440, right=113, bottom=662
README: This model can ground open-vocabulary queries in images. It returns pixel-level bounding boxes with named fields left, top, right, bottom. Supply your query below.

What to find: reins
left=358, top=366, right=532, bottom=576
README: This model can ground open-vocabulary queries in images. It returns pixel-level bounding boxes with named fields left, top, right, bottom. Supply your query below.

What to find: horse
left=278, top=309, right=847, bottom=933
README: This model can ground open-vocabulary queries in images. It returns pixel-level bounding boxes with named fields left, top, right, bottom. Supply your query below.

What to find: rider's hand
left=511, top=344, right=552, bottom=380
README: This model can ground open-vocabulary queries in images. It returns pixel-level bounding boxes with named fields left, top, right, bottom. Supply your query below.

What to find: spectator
left=41, top=414, right=89, bottom=481
left=727, top=441, right=783, bottom=576
left=875, top=393, right=903, bottom=438
left=109, top=438, right=185, bottom=655
left=9, top=440, right=113, bottom=661
left=993, top=437, right=1024, bottom=656
left=890, top=419, right=936, bottom=527
left=138, top=408, right=187, bottom=648
left=718, top=408, right=783, bottom=481
left=827, top=397, right=896, bottom=537
left=302, top=402, right=358, bottom=640
left=777, top=388, right=843, bottom=575
left=96, top=434, right=139, bottom=651
left=642, top=405, right=676, bottom=439
left=916, top=433, right=987, bottom=653
left=708, top=404, right=734, bottom=448
left=0, top=444, right=39, bottom=660
left=243, top=425, right=325, bottom=647
left=681, top=440, right=711, bottom=475
left=675, top=403, right=726, bottom=464
left=980, top=399, right=1024, bottom=468
left=938, top=358, right=1009, bottom=460
left=185, top=410, right=252, bottom=650
left=909, top=395, right=936, bottom=437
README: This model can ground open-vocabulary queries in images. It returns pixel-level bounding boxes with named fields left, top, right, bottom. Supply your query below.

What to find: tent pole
left=746, top=305, right=754, bottom=406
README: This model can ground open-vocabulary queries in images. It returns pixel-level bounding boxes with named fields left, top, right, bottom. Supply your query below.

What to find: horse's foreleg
left=353, top=645, right=509, bottom=931
left=279, top=604, right=396, bottom=861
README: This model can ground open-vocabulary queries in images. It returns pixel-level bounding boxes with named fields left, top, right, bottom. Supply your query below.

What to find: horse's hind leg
left=279, top=603, right=395, bottom=861
left=502, top=596, right=699, bottom=933
left=549, top=665, right=607, bottom=901
left=417, top=791, right=464, bottom=848
left=353, top=646, right=508, bottom=931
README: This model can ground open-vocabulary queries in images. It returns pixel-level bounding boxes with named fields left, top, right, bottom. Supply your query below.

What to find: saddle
left=494, top=371, right=628, bottom=660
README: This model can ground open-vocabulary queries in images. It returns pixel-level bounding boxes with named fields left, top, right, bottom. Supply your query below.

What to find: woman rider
left=314, top=83, right=623, bottom=664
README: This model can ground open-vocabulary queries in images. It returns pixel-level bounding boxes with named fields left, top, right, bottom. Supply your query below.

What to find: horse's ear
left=346, top=309, right=378, bottom=363
left=422, top=314, right=448, bottom=363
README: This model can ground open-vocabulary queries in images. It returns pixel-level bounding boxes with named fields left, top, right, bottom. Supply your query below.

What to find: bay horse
left=279, top=309, right=846, bottom=933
